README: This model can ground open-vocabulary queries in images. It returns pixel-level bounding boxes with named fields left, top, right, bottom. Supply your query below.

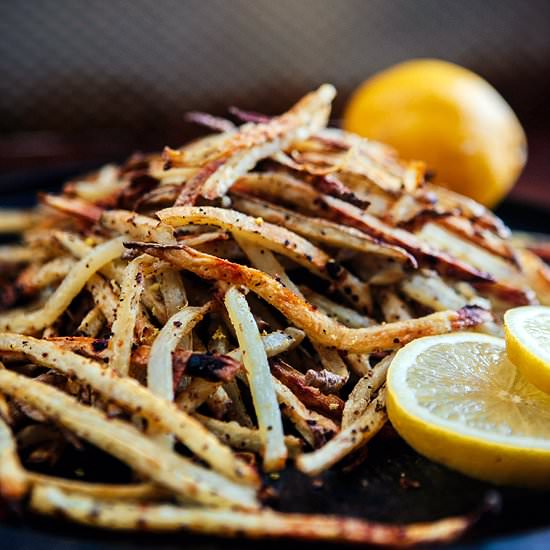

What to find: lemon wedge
left=505, top=306, right=550, bottom=394
left=387, top=332, right=550, bottom=487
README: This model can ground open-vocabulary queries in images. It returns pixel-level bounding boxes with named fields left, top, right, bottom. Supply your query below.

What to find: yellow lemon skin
left=343, top=59, right=527, bottom=207
left=387, top=390, right=550, bottom=488
left=504, top=307, right=550, bottom=395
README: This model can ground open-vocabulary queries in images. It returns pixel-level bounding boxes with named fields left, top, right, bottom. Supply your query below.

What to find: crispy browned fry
left=65, top=164, right=125, bottom=203
left=230, top=193, right=415, bottom=265
left=426, top=183, right=510, bottom=238
left=158, top=205, right=329, bottom=272
left=300, top=287, right=375, bottom=328
left=27, top=472, right=164, bottom=501
left=321, top=195, right=495, bottom=282
left=297, top=387, right=387, bottom=476
left=378, top=288, right=412, bottom=322
left=127, top=242, right=491, bottom=353
left=270, top=360, right=344, bottom=420
left=194, top=414, right=302, bottom=458
left=524, top=241, right=550, bottom=263
left=234, top=172, right=494, bottom=282
left=0, top=237, right=125, bottom=334
left=169, top=84, right=336, bottom=204
left=15, top=256, right=75, bottom=296
left=32, top=337, right=240, bottom=384
left=159, top=206, right=372, bottom=313
left=185, top=111, right=236, bottom=133
left=0, top=334, right=257, bottom=485
left=76, top=306, right=105, bottom=337
left=0, top=369, right=258, bottom=508
left=32, top=484, right=480, bottom=546
left=439, top=216, right=516, bottom=263
left=0, top=414, right=29, bottom=500
left=101, top=210, right=175, bottom=243
left=40, top=194, right=104, bottom=223
left=108, top=255, right=146, bottom=376
left=342, top=354, right=394, bottom=429
left=415, top=222, right=533, bottom=306
left=271, top=377, right=338, bottom=448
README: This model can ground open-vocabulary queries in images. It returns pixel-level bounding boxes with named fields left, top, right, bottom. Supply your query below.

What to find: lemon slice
left=387, top=332, right=550, bottom=487
left=504, top=306, right=550, bottom=394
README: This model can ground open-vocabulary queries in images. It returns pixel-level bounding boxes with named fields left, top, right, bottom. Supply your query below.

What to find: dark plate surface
left=0, top=165, right=549, bottom=549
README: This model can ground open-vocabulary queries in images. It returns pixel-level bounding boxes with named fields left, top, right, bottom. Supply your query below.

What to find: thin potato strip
left=76, top=306, right=105, bottom=337
left=270, top=360, right=344, bottom=420
left=26, top=472, right=164, bottom=501
left=148, top=304, right=212, bottom=402
left=108, top=255, right=146, bottom=376
left=158, top=267, right=188, bottom=316
left=342, top=354, right=395, bottom=429
left=100, top=210, right=175, bottom=244
left=515, top=248, right=550, bottom=306
left=300, top=287, right=374, bottom=328
left=297, top=387, right=388, bottom=476
left=225, top=287, right=287, bottom=471
left=0, top=334, right=257, bottom=486
left=439, top=216, right=516, bottom=263
left=171, top=84, right=336, bottom=203
left=402, top=272, right=469, bottom=312
left=176, top=378, right=220, bottom=413
left=378, top=289, right=412, bottom=322
left=86, top=274, right=119, bottom=324
left=0, top=370, right=258, bottom=508
left=0, top=414, right=29, bottom=500
left=53, top=231, right=124, bottom=284
left=230, top=194, right=415, bottom=265
left=194, top=414, right=302, bottom=458
left=31, top=485, right=474, bottom=546
left=129, top=243, right=492, bottom=353
left=0, top=209, right=38, bottom=234
left=271, top=377, right=338, bottom=448
left=15, top=256, right=75, bottom=295
left=68, top=165, right=124, bottom=202
left=186, top=328, right=304, bottom=407
left=174, top=327, right=303, bottom=416
left=236, top=239, right=348, bottom=385
left=158, top=205, right=330, bottom=272
left=0, top=237, right=125, bottom=333
left=0, top=245, right=41, bottom=264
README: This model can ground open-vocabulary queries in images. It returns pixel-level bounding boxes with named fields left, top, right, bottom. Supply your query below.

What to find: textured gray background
left=1, top=0, right=549, bottom=133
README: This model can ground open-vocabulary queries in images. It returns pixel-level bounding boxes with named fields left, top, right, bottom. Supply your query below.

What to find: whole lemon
left=343, top=59, right=527, bottom=207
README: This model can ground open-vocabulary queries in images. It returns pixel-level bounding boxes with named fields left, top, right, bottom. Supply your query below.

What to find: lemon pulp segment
left=387, top=333, right=550, bottom=487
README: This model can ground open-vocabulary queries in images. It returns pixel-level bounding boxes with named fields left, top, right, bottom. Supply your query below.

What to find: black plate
left=1, top=165, right=549, bottom=549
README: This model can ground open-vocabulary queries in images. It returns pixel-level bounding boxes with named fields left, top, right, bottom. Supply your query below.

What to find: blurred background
left=0, top=0, right=549, bottom=206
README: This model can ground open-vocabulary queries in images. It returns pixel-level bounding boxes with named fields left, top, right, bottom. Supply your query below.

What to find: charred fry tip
left=183, top=352, right=241, bottom=383
left=228, top=106, right=271, bottom=124
left=454, top=305, right=493, bottom=328
left=39, top=194, right=104, bottom=224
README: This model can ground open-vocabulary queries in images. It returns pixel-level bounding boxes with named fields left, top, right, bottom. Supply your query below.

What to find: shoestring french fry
left=31, top=485, right=476, bottom=546
left=224, top=286, right=287, bottom=471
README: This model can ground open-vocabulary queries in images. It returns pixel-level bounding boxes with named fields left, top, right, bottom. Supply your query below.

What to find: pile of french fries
left=0, top=84, right=548, bottom=545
